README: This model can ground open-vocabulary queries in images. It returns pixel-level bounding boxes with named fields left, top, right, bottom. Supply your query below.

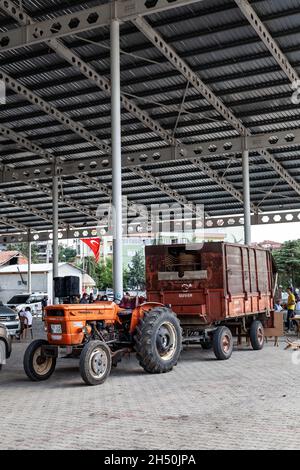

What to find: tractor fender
left=130, top=301, right=168, bottom=333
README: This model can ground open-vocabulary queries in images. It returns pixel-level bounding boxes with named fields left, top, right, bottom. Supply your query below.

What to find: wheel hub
left=156, top=322, right=177, bottom=361
left=33, top=347, right=52, bottom=375
left=222, top=334, right=231, bottom=353
left=157, top=326, right=171, bottom=353
left=90, top=349, right=107, bottom=378
left=257, top=327, right=264, bottom=344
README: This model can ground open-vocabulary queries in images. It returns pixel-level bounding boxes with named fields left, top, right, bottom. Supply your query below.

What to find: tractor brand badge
left=181, top=283, right=192, bottom=291
left=179, top=283, right=193, bottom=298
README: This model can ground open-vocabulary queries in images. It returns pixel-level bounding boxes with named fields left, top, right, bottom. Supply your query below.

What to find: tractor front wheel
left=134, top=307, right=182, bottom=374
left=79, top=340, right=112, bottom=386
left=23, top=339, right=56, bottom=381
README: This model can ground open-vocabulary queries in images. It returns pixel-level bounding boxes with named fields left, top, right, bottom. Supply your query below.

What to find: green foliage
left=6, top=242, right=39, bottom=263
left=127, top=251, right=145, bottom=290
left=97, top=257, right=113, bottom=290
left=78, top=256, right=129, bottom=290
left=58, top=245, right=77, bottom=263
left=272, top=240, right=300, bottom=287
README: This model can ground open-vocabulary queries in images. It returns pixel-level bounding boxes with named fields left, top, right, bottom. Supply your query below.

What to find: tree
left=78, top=255, right=131, bottom=291
left=58, top=245, right=77, bottom=263
left=127, top=251, right=145, bottom=290
left=97, top=257, right=113, bottom=290
left=6, top=242, right=39, bottom=263
left=272, top=240, right=300, bottom=287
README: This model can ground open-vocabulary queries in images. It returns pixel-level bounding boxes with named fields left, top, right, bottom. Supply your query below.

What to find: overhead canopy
left=0, top=0, right=299, bottom=239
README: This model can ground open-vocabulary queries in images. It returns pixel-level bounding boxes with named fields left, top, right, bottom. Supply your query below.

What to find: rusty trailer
left=145, top=242, right=278, bottom=359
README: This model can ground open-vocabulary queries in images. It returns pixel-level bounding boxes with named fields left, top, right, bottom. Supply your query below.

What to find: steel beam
left=0, top=0, right=202, bottom=52
left=0, top=188, right=68, bottom=229
left=190, top=156, right=258, bottom=213
left=131, top=166, right=203, bottom=217
left=234, top=0, right=299, bottom=83
left=0, top=70, right=110, bottom=154
left=1, top=0, right=177, bottom=146
left=133, top=16, right=300, bottom=197
left=29, top=179, right=98, bottom=220
left=2, top=126, right=300, bottom=182
left=0, top=208, right=299, bottom=244
left=0, top=215, right=29, bottom=232
left=76, top=173, right=149, bottom=220
left=0, top=123, right=149, bottom=221
left=0, top=124, right=100, bottom=220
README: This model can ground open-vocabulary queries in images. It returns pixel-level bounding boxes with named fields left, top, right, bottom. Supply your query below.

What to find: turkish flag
left=81, top=237, right=101, bottom=262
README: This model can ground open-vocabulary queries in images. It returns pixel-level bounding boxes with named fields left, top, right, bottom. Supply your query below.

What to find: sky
left=214, top=222, right=300, bottom=244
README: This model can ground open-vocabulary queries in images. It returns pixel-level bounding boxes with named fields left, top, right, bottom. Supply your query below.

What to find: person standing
left=16, top=306, right=33, bottom=339
left=80, top=293, right=89, bottom=304
left=286, top=287, right=296, bottom=332
left=41, top=296, right=48, bottom=319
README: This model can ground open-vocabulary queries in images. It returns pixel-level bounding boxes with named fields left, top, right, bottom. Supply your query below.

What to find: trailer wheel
left=23, top=339, right=56, bottom=381
left=134, top=307, right=182, bottom=374
left=249, top=320, right=264, bottom=350
left=80, top=340, right=112, bottom=386
left=213, top=326, right=233, bottom=360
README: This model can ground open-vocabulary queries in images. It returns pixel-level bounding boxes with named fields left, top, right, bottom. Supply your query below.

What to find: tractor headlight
left=50, top=324, right=62, bottom=334
left=82, top=325, right=92, bottom=335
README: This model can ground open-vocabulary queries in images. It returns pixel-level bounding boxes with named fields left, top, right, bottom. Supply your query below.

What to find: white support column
left=28, top=230, right=32, bottom=295
left=111, top=17, right=123, bottom=302
left=52, top=167, right=59, bottom=304
left=242, top=137, right=251, bottom=245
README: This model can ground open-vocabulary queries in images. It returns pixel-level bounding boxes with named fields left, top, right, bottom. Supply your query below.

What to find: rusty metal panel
left=145, top=242, right=275, bottom=325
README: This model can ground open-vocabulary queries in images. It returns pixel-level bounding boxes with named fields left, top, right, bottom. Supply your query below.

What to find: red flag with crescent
left=81, top=237, right=101, bottom=262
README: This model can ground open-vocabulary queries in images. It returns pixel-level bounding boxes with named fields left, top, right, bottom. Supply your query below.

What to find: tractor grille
left=45, top=309, right=65, bottom=317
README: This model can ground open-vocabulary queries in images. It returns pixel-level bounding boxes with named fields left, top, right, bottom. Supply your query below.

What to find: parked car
left=6, top=292, right=48, bottom=317
left=105, top=289, right=114, bottom=301
left=0, top=305, right=20, bottom=336
left=0, top=323, right=12, bottom=369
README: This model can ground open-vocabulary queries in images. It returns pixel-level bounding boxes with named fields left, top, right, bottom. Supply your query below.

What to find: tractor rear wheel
left=213, top=326, right=233, bottom=360
left=134, top=307, right=182, bottom=374
left=249, top=320, right=264, bottom=350
left=24, top=339, right=56, bottom=381
left=79, top=340, right=112, bottom=386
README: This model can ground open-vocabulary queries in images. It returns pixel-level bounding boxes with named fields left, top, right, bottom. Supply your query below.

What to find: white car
left=6, top=292, right=48, bottom=317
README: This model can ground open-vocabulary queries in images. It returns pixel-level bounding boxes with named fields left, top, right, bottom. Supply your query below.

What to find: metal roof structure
left=0, top=0, right=300, bottom=243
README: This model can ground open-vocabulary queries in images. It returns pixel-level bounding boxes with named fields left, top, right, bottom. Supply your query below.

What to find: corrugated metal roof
left=0, top=0, right=299, bottom=234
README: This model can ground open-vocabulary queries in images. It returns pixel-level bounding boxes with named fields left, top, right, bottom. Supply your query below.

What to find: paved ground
left=1, top=320, right=300, bottom=450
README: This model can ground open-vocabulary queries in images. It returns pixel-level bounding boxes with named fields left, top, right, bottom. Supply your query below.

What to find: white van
left=6, top=292, right=48, bottom=317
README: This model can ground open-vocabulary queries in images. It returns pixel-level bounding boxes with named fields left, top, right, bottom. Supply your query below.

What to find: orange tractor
left=24, top=242, right=278, bottom=386
left=23, top=301, right=182, bottom=385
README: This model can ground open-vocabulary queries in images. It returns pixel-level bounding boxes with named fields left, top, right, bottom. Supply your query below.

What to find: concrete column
left=242, top=137, right=251, bottom=245
left=111, top=18, right=123, bottom=302
left=52, top=168, right=59, bottom=304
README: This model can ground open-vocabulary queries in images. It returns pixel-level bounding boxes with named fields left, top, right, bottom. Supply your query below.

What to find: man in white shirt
left=20, top=307, right=33, bottom=328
